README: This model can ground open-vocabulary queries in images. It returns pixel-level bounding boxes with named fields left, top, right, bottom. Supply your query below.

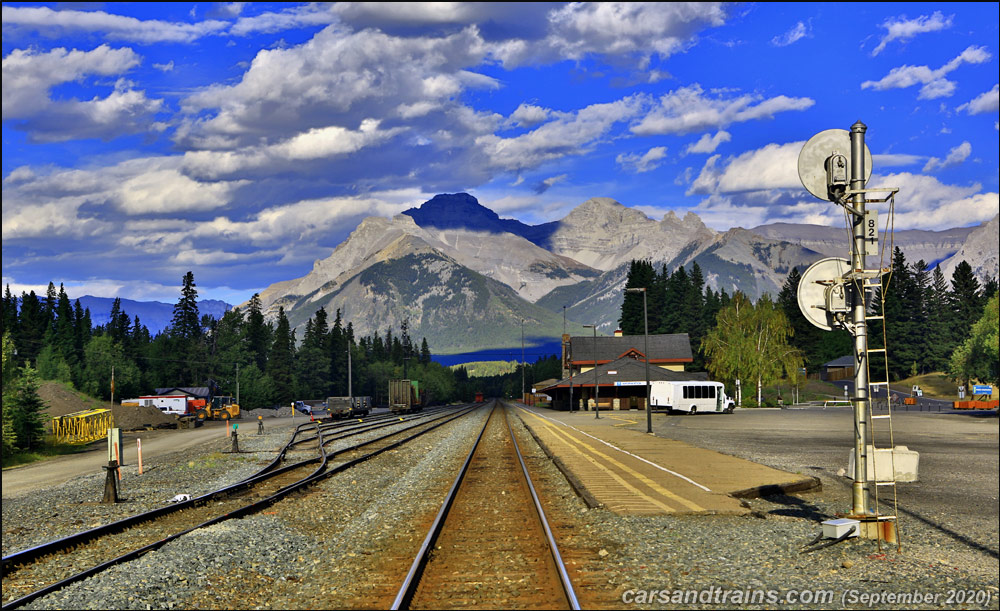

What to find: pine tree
left=1, top=285, right=17, bottom=340
left=911, top=260, right=931, bottom=374
left=296, top=309, right=330, bottom=398
left=267, top=307, right=296, bottom=405
left=420, top=338, right=432, bottom=364
left=661, top=265, right=689, bottom=334
left=244, top=294, right=272, bottom=371
left=619, top=260, right=655, bottom=335
left=923, top=265, right=953, bottom=373
left=53, top=285, right=77, bottom=369
left=329, top=309, right=347, bottom=395
left=171, top=271, right=201, bottom=339
left=43, top=282, right=57, bottom=333
left=949, top=261, right=983, bottom=346
left=883, top=248, right=916, bottom=379
left=16, top=291, right=46, bottom=364
left=685, top=262, right=707, bottom=368
left=6, top=365, right=47, bottom=451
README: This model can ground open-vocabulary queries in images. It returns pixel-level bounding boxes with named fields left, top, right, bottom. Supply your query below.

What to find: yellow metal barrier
left=52, top=409, right=114, bottom=444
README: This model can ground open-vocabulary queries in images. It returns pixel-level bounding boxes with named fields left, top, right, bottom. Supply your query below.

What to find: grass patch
left=738, top=378, right=847, bottom=406
left=2, top=438, right=94, bottom=469
left=892, top=372, right=997, bottom=401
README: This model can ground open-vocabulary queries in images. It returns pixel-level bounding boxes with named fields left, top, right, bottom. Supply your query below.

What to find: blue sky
left=3, top=2, right=998, bottom=305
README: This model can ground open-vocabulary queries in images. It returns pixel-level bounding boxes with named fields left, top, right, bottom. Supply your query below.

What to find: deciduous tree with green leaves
left=702, top=292, right=804, bottom=406
left=949, top=292, right=999, bottom=389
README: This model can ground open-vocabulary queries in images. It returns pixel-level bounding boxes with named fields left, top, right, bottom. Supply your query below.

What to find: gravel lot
left=4, top=404, right=998, bottom=610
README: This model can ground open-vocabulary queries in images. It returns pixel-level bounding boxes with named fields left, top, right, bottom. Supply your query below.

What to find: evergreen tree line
left=1, top=272, right=460, bottom=436
left=619, top=253, right=997, bottom=382
left=619, top=260, right=727, bottom=370
left=450, top=355, right=564, bottom=403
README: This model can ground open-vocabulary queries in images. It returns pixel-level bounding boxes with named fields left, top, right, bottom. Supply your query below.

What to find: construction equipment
left=192, top=395, right=240, bottom=421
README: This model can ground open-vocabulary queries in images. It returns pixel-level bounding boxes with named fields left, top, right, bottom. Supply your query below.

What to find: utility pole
left=521, top=318, right=525, bottom=403
left=625, top=288, right=651, bottom=433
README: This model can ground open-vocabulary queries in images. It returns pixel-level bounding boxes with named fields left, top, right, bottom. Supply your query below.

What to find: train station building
left=538, top=331, right=706, bottom=411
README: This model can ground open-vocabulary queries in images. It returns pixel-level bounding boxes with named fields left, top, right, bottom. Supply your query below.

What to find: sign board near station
left=614, top=381, right=646, bottom=387
left=972, top=384, right=993, bottom=395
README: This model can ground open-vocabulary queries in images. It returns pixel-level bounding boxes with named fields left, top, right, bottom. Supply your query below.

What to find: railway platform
left=513, top=403, right=819, bottom=516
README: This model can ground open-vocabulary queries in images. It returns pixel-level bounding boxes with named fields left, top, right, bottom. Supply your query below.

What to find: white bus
left=650, top=381, right=735, bottom=414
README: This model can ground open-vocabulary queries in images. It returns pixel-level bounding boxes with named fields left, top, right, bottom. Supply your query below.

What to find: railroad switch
left=101, top=460, right=120, bottom=504
left=228, top=430, right=241, bottom=454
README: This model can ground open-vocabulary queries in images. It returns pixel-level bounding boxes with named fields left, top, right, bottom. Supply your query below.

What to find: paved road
left=1, top=416, right=303, bottom=498
left=641, top=404, right=999, bottom=555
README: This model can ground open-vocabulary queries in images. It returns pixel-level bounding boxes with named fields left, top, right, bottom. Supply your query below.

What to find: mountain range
left=245, top=193, right=997, bottom=354
left=77, top=296, right=232, bottom=335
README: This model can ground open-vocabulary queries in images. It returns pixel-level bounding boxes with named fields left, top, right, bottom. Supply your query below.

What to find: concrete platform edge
left=729, top=476, right=822, bottom=499
left=519, top=416, right=604, bottom=510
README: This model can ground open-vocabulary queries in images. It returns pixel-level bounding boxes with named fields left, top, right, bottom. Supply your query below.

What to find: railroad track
left=393, top=401, right=579, bottom=610
left=1, top=404, right=480, bottom=610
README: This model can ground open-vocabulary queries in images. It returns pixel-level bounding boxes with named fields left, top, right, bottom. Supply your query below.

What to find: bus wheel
left=690, top=406, right=697, bottom=415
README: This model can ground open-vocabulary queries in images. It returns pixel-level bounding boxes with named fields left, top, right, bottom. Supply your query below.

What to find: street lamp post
left=626, top=287, right=652, bottom=433
left=521, top=318, right=525, bottom=403
left=347, top=346, right=353, bottom=400
left=583, top=324, right=600, bottom=419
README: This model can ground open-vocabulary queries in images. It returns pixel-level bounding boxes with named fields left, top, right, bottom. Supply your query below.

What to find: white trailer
left=649, top=381, right=735, bottom=414
left=122, top=395, right=189, bottom=415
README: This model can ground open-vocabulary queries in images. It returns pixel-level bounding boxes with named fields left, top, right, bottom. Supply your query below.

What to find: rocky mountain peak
left=563, top=197, right=650, bottom=228
left=403, top=192, right=500, bottom=228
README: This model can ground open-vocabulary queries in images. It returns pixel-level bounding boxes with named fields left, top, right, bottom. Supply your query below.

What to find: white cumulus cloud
left=633, top=84, right=814, bottom=136
left=957, top=84, right=1000, bottom=115
left=861, top=45, right=992, bottom=100
left=923, top=141, right=972, bottom=172
left=616, top=147, right=668, bottom=173
left=871, top=11, right=953, bottom=57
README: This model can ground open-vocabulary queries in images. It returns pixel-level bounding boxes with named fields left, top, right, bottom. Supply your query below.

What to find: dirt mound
left=38, top=381, right=106, bottom=418
left=111, top=404, right=178, bottom=431
left=38, top=381, right=178, bottom=431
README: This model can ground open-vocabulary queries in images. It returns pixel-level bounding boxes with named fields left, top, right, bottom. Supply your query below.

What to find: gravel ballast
left=4, top=403, right=997, bottom=610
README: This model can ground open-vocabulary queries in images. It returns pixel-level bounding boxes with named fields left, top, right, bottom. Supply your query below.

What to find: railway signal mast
left=797, top=122, right=901, bottom=546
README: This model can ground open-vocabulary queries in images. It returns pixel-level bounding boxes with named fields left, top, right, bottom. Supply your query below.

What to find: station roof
left=822, top=355, right=855, bottom=368
left=539, top=356, right=707, bottom=391
left=154, top=386, right=212, bottom=398
left=568, top=333, right=692, bottom=364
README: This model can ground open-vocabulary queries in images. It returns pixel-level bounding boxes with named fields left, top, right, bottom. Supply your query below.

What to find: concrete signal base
left=847, top=445, right=920, bottom=482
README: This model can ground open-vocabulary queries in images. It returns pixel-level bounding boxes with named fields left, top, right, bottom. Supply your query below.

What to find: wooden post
left=137, top=438, right=143, bottom=475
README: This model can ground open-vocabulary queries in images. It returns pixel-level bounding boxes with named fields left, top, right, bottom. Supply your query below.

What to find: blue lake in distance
left=431, top=339, right=562, bottom=367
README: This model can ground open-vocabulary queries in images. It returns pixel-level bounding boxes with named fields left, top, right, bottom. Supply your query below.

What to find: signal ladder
left=847, top=187, right=901, bottom=551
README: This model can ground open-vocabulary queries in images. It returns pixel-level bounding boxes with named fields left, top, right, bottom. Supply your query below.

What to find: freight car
left=389, top=379, right=424, bottom=414
left=327, top=396, right=373, bottom=418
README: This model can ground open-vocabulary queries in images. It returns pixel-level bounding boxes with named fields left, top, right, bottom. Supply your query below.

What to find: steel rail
left=1, top=422, right=332, bottom=611
left=4, top=406, right=465, bottom=573
left=503, top=401, right=581, bottom=610
left=1, top=418, right=323, bottom=574
left=391, top=402, right=495, bottom=611
left=2, top=405, right=479, bottom=610
left=391, top=400, right=579, bottom=610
